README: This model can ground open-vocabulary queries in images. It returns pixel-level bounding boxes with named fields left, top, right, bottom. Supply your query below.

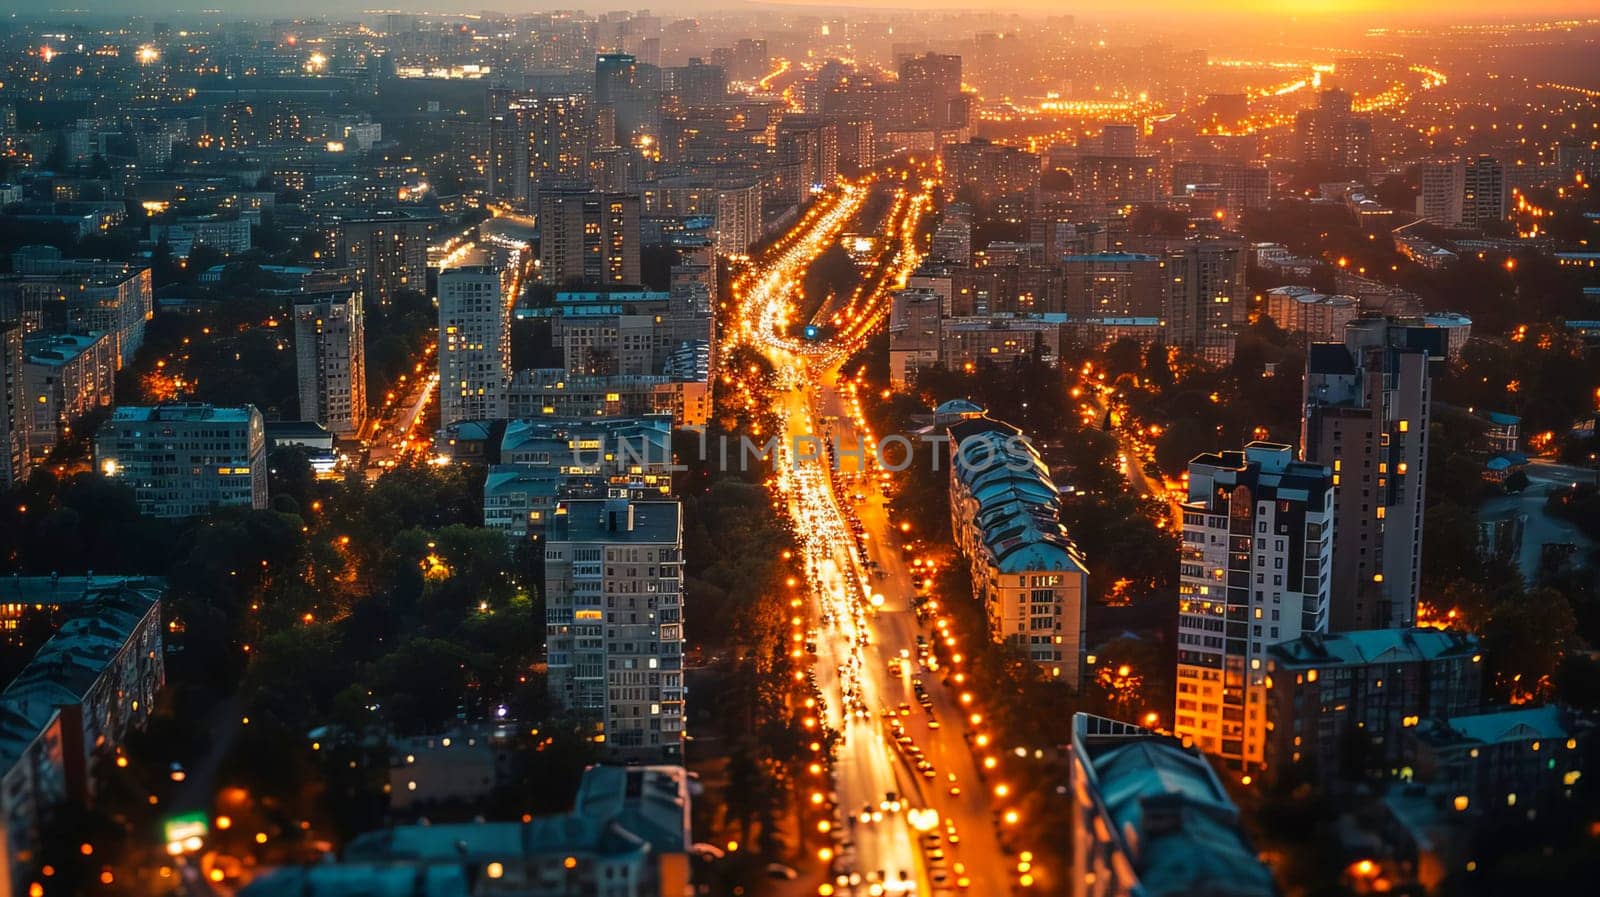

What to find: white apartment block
left=93, top=403, right=268, bottom=518
left=438, top=266, right=510, bottom=426
left=545, top=499, right=685, bottom=761
left=1176, top=442, right=1332, bottom=776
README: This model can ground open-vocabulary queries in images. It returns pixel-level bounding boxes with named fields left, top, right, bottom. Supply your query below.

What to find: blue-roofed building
left=1264, top=628, right=1483, bottom=787
left=1069, top=713, right=1278, bottom=897
left=244, top=764, right=693, bottom=897
left=947, top=414, right=1088, bottom=687
left=0, top=576, right=165, bottom=897
left=1404, top=705, right=1590, bottom=816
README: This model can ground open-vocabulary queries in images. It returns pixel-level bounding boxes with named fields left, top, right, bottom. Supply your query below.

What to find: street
left=735, top=170, right=1010, bottom=896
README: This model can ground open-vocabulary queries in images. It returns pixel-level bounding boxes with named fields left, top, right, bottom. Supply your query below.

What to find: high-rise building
left=1295, top=89, right=1371, bottom=172
left=438, top=266, right=510, bottom=426
left=775, top=115, right=839, bottom=201
left=1061, top=252, right=1167, bottom=318
left=1068, top=713, right=1278, bottom=897
left=899, top=52, right=964, bottom=129
left=1160, top=239, right=1247, bottom=365
left=595, top=52, right=661, bottom=145
left=322, top=213, right=432, bottom=307
left=22, top=331, right=115, bottom=461
left=94, top=404, right=268, bottom=518
left=1417, top=160, right=1467, bottom=227
left=1463, top=155, right=1507, bottom=230
left=545, top=498, right=685, bottom=761
left=1302, top=316, right=1444, bottom=630
left=293, top=290, right=367, bottom=438
left=0, top=320, right=27, bottom=488
left=1177, top=442, right=1333, bottom=774
left=488, top=94, right=591, bottom=211
left=663, top=58, right=726, bottom=107
left=1219, top=162, right=1270, bottom=226
left=1073, top=153, right=1162, bottom=207
left=538, top=191, right=642, bottom=287
left=942, top=139, right=1039, bottom=215
left=1098, top=122, right=1140, bottom=157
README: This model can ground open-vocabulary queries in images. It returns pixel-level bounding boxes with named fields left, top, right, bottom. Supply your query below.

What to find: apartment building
left=947, top=415, right=1088, bottom=687
left=1177, top=442, right=1333, bottom=775
left=292, top=290, right=366, bottom=437
left=93, top=403, right=268, bottom=518
left=545, top=499, right=685, bottom=761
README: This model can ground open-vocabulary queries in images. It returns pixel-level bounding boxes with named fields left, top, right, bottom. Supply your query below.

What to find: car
left=928, top=718, right=941, bottom=729
left=765, top=863, right=798, bottom=880
left=898, top=703, right=911, bottom=715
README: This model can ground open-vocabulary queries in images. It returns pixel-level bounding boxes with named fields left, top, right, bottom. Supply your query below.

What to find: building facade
left=94, top=404, right=268, bottom=518
left=538, top=191, right=642, bottom=287
left=1302, top=317, right=1443, bottom=631
left=1264, top=628, right=1482, bottom=787
left=292, top=291, right=366, bottom=438
left=948, top=415, right=1088, bottom=687
left=439, top=266, right=510, bottom=426
left=1177, top=442, right=1333, bottom=774
left=545, top=499, right=685, bottom=761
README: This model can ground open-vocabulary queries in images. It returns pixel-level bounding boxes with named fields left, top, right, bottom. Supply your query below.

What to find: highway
left=735, top=169, right=1011, bottom=896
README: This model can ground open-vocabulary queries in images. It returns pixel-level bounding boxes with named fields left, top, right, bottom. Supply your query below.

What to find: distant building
left=244, top=764, right=692, bottom=897
left=0, top=322, right=26, bottom=488
left=538, top=191, right=642, bottom=287
left=1160, top=239, right=1247, bottom=365
left=1261, top=287, right=1359, bottom=342
left=899, top=52, right=965, bottom=130
left=0, top=576, right=165, bottom=897
left=1462, top=155, right=1507, bottom=230
left=1177, top=442, right=1333, bottom=774
left=503, top=369, right=709, bottom=427
left=947, top=415, right=1088, bottom=686
left=0, top=261, right=152, bottom=368
left=151, top=214, right=252, bottom=257
left=94, top=403, right=268, bottom=518
left=943, top=139, right=1039, bottom=215
left=1302, top=317, right=1444, bottom=631
left=1264, top=628, right=1482, bottom=787
left=1062, top=253, right=1167, bottom=319
left=292, top=291, right=366, bottom=438
left=1295, top=89, right=1371, bottom=172
left=546, top=499, right=685, bottom=760
left=1068, top=713, right=1278, bottom=897
left=320, top=212, right=432, bottom=307
left=439, top=266, right=510, bottom=426
left=1417, top=160, right=1466, bottom=226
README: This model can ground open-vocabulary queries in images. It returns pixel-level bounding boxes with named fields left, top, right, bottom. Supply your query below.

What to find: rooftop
left=1269, top=628, right=1478, bottom=669
left=107, top=403, right=260, bottom=425
left=549, top=499, right=681, bottom=544
left=1072, top=714, right=1277, bottom=897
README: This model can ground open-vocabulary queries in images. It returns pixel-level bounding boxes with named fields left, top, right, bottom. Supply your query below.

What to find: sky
left=14, top=1, right=1600, bottom=21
